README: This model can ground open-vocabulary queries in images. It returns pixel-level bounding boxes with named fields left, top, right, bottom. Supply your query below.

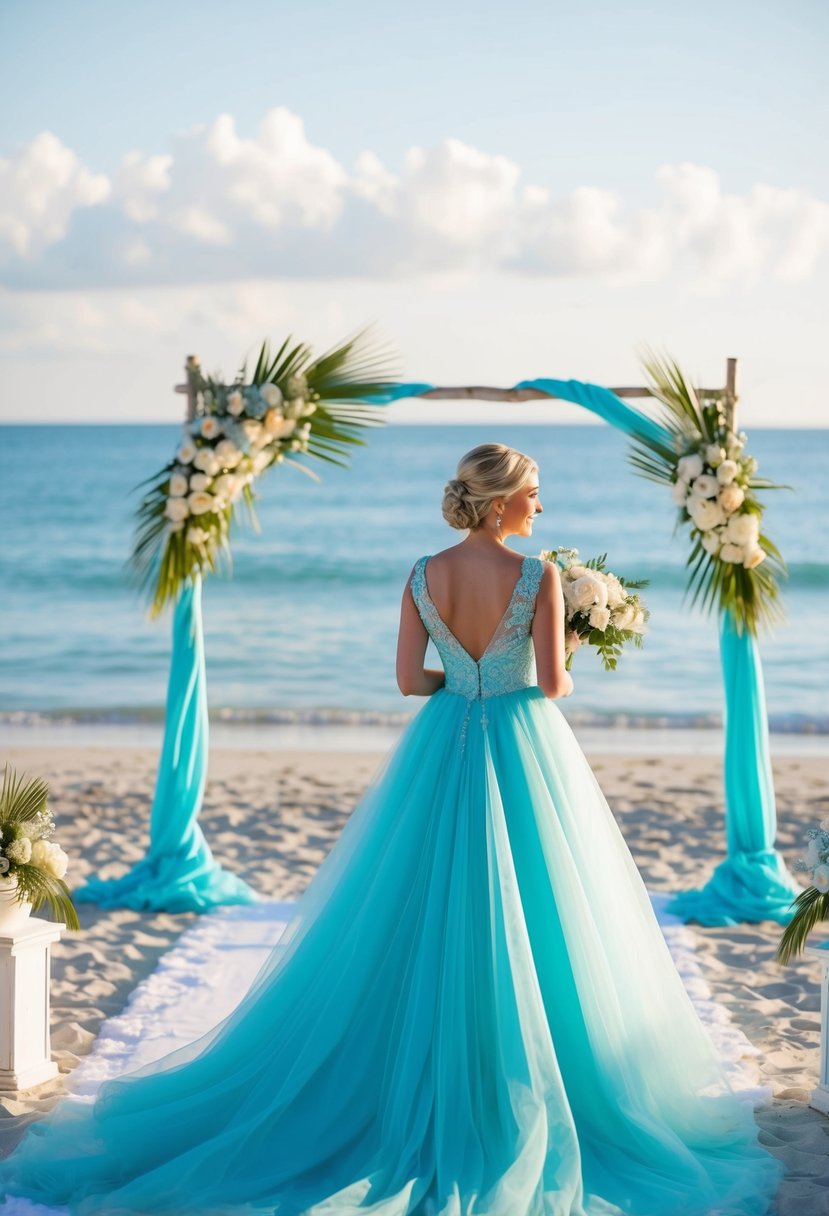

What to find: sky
left=1, top=0, right=827, bottom=426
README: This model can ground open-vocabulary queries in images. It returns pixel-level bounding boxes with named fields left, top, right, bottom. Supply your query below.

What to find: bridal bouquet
left=539, top=547, right=649, bottom=670
left=776, top=820, right=829, bottom=962
left=0, top=763, right=80, bottom=930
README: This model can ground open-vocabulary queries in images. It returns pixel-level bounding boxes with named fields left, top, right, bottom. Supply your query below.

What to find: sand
left=0, top=744, right=827, bottom=1214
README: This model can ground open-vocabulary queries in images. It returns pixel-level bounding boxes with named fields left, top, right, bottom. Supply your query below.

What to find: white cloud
left=0, top=112, right=827, bottom=289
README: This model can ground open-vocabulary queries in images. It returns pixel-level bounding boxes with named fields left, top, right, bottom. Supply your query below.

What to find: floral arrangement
left=776, top=820, right=829, bottom=963
left=628, top=351, right=787, bottom=635
left=0, top=763, right=79, bottom=930
left=132, top=327, right=397, bottom=616
left=539, top=547, right=649, bottom=670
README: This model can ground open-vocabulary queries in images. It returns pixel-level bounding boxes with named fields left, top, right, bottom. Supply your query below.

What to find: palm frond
left=0, top=762, right=48, bottom=823
left=14, top=863, right=80, bottom=931
left=776, top=885, right=828, bottom=964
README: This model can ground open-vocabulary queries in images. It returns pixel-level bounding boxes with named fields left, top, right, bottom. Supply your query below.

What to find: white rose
left=227, top=390, right=245, bottom=416
left=213, top=473, right=242, bottom=502
left=743, top=547, right=766, bottom=569
left=689, top=473, right=719, bottom=500
left=199, top=416, right=222, bottom=440
left=724, top=513, right=760, bottom=546
left=168, top=473, right=189, bottom=497
left=716, top=459, right=739, bottom=485
left=186, top=526, right=209, bottom=546
left=719, top=542, right=744, bottom=564
left=604, top=574, right=626, bottom=609
left=260, top=383, right=284, bottom=409
left=214, top=438, right=243, bottom=469
left=701, top=531, right=722, bottom=556
left=705, top=444, right=725, bottom=467
left=5, top=837, right=32, bottom=865
left=717, top=484, right=745, bottom=514
left=671, top=479, right=690, bottom=506
left=31, top=838, right=68, bottom=880
left=570, top=574, right=608, bottom=611
left=187, top=491, right=216, bottom=516
left=629, top=607, right=647, bottom=634
left=189, top=472, right=211, bottom=492
left=176, top=440, right=197, bottom=464
left=193, top=448, right=221, bottom=475
left=588, top=604, right=611, bottom=631
left=612, top=603, right=635, bottom=630
left=164, top=497, right=190, bottom=522
left=814, top=864, right=829, bottom=894
left=565, top=565, right=590, bottom=580
left=677, top=453, right=704, bottom=481
left=688, top=498, right=726, bottom=531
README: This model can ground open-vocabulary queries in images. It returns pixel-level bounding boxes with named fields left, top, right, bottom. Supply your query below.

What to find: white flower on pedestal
left=164, top=497, right=190, bottom=523
left=187, top=491, right=216, bottom=516
left=677, top=453, right=704, bottom=481
left=705, top=444, right=725, bottom=467
left=724, top=513, right=760, bottom=546
left=671, top=479, right=690, bottom=506
left=199, top=417, right=222, bottom=440
left=227, top=390, right=245, bottom=416
left=720, top=542, right=745, bottom=563
left=701, top=531, right=722, bottom=556
left=193, top=448, right=221, bottom=475
left=689, top=497, right=726, bottom=531
left=176, top=440, right=197, bottom=465
left=690, top=473, right=719, bottom=500
left=718, top=484, right=745, bottom=514
left=743, top=547, right=766, bottom=569
left=168, top=473, right=189, bottom=497
left=716, top=459, right=739, bottom=485
left=30, top=839, right=68, bottom=880
left=214, top=439, right=243, bottom=469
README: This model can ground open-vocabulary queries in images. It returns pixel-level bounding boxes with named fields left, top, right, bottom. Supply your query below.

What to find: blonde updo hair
left=442, top=443, right=538, bottom=531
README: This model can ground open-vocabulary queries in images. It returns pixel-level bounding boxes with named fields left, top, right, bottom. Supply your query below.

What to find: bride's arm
left=396, top=570, right=446, bottom=696
left=531, top=563, right=574, bottom=699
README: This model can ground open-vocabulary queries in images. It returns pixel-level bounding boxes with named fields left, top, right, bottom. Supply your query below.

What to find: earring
left=496, top=514, right=502, bottom=529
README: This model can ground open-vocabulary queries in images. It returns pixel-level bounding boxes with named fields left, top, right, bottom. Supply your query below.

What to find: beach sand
left=0, top=744, right=826, bottom=1214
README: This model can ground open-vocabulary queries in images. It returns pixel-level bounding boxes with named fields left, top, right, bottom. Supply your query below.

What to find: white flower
left=193, top=448, right=221, bottom=475
left=227, top=390, right=245, bottom=416
left=688, top=498, right=726, bottom=531
left=214, top=439, right=243, bottom=469
left=176, top=440, right=197, bottom=464
left=705, top=444, right=725, bottom=467
left=720, top=542, right=745, bottom=563
left=717, top=484, right=745, bottom=514
left=251, top=449, right=272, bottom=474
left=743, top=547, right=766, bottom=569
left=671, top=479, right=690, bottom=506
left=199, top=416, right=222, bottom=440
left=588, top=604, right=611, bottom=631
left=565, top=565, right=590, bottom=580
left=263, top=408, right=287, bottom=435
left=164, top=497, right=190, bottom=522
left=612, top=603, right=635, bottom=630
left=5, top=837, right=32, bottom=865
left=242, top=419, right=263, bottom=446
left=168, top=521, right=185, bottom=533
left=569, top=574, right=608, bottom=611
left=186, top=526, right=209, bottom=546
left=689, top=473, right=719, bottom=500
left=187, top=491, right=216, bottom=516
left=677, top=453, right=704, bottom=481
left=701, top=531, right=722, bottom=556
left=213, top=473, right=242, bottom=502
left=604, top=574, right=626, bottom=609
left=814, top=864, right=829, bottom=894
left=168, top=473, right=189, bottom=497
left=724, top=513, right=760, bottom=546
left=31, top=838, right=68, bottom=880
left=629, top=607, right=647, bottom=634
left=716, top=459, right=739, bottom=485
left=189, top=472, right=211, bottom=492
left=261, top=383, right=284, bottom=408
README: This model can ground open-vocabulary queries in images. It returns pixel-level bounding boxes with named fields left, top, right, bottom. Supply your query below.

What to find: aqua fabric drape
left=374, top=378, right=797, bottom=926
left=75, top=576, right=258, bottom=913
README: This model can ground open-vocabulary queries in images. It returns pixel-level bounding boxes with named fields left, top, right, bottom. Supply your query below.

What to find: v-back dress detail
left=0, top=555, right=783, bottom=1216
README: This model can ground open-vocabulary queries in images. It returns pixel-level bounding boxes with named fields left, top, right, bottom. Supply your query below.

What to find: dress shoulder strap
left=409, top=555, right=431, bottom=611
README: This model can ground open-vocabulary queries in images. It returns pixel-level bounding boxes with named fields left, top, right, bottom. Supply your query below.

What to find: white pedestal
left=806, top=942, right=829, bottom=1115
left=0, top=916, right=65, bottom=1092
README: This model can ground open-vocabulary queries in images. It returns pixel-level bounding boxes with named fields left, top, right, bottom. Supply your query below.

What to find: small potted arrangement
left=0, top=762, right=80, bottom=932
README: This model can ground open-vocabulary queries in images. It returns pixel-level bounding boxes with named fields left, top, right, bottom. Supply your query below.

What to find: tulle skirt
left=0, top=686, right=784, bottom=1215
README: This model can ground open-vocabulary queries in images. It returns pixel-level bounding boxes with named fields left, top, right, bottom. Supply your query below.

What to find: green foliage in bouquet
left=541, top=547, right=650, bottom=671
left=0, top=763, right=80, bottom=930
left=627, top=350, right=788, bottom=636
left=131, top=326, right=398, bottom=617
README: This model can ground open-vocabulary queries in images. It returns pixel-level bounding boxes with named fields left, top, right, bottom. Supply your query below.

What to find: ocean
left=1, top=422, right=826, bottom=750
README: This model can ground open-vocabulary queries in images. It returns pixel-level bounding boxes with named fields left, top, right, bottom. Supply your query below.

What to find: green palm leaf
left=776, top=886, right=828, bottom=964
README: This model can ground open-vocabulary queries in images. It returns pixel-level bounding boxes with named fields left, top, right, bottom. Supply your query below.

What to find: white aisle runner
left=3, top=893, right=771, bottom=1215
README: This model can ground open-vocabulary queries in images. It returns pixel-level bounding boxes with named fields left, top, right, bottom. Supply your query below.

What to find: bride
left=1, top=443, right=783, bottom=1215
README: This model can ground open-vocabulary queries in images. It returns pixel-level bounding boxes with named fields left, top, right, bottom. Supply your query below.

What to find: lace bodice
left=409, top=555, right=545, bottom=706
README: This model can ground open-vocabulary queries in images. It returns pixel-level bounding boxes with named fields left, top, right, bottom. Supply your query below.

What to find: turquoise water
left=1, top=423, right=826, bottom=734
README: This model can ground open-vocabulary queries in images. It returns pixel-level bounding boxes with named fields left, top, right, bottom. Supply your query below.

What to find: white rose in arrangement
left=671, top=479, right=690, bottom=506
left=260, top=383, right=284, bottom=408
left=604, top=574, right=626, bottom=609
left=689, top=473, right=719, bottom=500
left=168, top=473, right=189, bottom=497
left=719, top=542, right=744, bottom=564
left=199, top=416, right=222, bottom=440
left=814, top=864, right=829, bottom=894
left=629, top=607, right=648, bottom=634
left=612, top=603, right=635, bottom=630
left=186, top=526, right=209, bottom=546
left=677, top=453, right=704, bottom=482
left=31, top=838, right=68, bottom=880
left=743, top=547, right=766, bottom=569
left=569, top=574, right=608, bottom=611
left=213, top=473, right=242, bottom=502
left=187, top=491, right=216, bottom=516
left=5, top=836, right=32, bottom=865
left=588, top=604, right=611, bottom=631
left=724, top=513, right=760, bottom=546
left=193, top=448, right=221, bottom=475
left=164, top=497, right=190, bottom=522
left=227, top=390, right=245, bottom=416
left=688, top=498, right=726, bottom=531
left=716, top=459, right=739, bottom=485
left=214, top=439, right=243, bottom=469
left=189, top=472, right=212, bottom=492
left=565, top=565, right=590, bottom=581
left=717, top=484, right=745, bottom=514
left=176, top=440, right=197, bottom=465
left=701, top=531, right=722, bottom=556
left=705, top=444, right=725, bottom=467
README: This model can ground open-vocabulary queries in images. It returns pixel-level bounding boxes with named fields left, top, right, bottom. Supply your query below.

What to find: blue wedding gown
left=1, top=555, right=783, bottom=1216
